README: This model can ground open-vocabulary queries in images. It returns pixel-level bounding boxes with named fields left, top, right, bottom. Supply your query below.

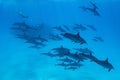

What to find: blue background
left=0, top=0, right=120, bottom=80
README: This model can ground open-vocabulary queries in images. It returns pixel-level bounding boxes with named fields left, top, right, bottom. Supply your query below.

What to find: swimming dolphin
left=89, top=1, right=98, bottom=9
left=93, top=36, right=104, bottom=42
left=94, top=58, right=114, bottom=72
left=55, top=62, right=69, bottom=69
left=61, top=32, right=87, bottom=44
left=74, top=48, right=93, bottom=54
left=35, top=35, right=48, bottom=42
left=13, top=22, right=29, bottom=28
left=69, top=62, right=83, bottom=67
left=16, top=33, right=31, bottom=40
left=79, top=6, right=100, bottom=16
left=18, top=11, right=29, bottom=18
left=82, top=53, right=114, bottom=72
left=56, top=57, right=74, bottom=63
left=73, top=24, right=87, bottom=31
left=25, top=39, right=46, bottom=47
left=81, top=52, right=98, bottom=61
left=63, top=25, right=71, bottom=32
left=52, top=26, right=66, bottom=33
left=52, top=46, right=70, bottom=57
left=67, top=52, right=87, bottom=62
left=49, top=34, right=63, bottom=41
left=86, top=24, right=97, bottom=31
left=52, top=45, right=70, bottom=53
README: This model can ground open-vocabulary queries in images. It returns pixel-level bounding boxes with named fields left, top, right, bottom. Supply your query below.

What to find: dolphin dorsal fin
left=105, top=58, right=108, bottom=62
left=61, top=45, right=63, bottom=48
left=77, top=32, right=80, bottom=36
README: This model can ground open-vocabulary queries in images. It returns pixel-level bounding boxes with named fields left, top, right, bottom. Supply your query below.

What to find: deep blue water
left=0, top=0, right=120, bottom=80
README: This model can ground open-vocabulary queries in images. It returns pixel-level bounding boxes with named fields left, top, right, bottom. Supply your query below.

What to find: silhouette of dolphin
left=94, top=58, right=114, bottom=72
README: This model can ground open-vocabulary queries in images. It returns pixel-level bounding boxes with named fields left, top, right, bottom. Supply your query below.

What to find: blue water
left=0, top=0, right=120, bottom=80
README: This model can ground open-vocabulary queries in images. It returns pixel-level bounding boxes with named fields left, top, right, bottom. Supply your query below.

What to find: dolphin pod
left=10, top=1, right=114, bottom=72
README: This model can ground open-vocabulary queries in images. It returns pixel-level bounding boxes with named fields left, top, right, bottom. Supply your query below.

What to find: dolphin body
left=49, top=34, right=63, bottom=41
left=61, top=32, right=87, bottom=44
left=63, top=25, right=71, bottom=32
left=93, top=36, right=104, bottom=42
left=56, top=57, right=74, bottom=63
left=81, top=52, right=98, bottom=61
left=79, top=1, right=100, bottom=16
left=13, top=22, right=37, bottom=31
left=74, top=48, right=93, bottom=54
left=68, top=62, right=83, bottom=67
left=25, top=39, right=46, bottom=47
left=35, top=35, right=48, bottom=42
left=52, top=45, right=70, bottom=53
left=73, top=24, right=87, bottom=31
left=86, top=24, right=97, bottom=31
left=55, top=62, right=69, bottom=69
left=18, top=11, right=29, bottom=18
left=89, top=1, right=98, bottom=9
left=67, top=52, right=87, bottom=62
left=52, top=26, right=66, bottom=33
left=82, top=53, right=114, bottom=72
left=13, top=22, right=29, bottom=28
left=79, top=6, right=100, bottom=16
left=94, top=58, right=114, bottom=72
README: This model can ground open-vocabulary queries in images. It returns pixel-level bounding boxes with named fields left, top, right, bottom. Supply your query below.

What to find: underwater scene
left=0, top=0, right=120, bottom=80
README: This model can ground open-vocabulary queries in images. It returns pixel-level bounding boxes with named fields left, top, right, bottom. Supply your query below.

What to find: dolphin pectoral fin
left=108, top=68, right=111, bottom=72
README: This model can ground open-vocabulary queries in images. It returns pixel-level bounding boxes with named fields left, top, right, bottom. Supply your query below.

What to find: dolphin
left=52, top=45, right=70, bottom=53
left=67, top=52, right=87, bottom=62
left=25, top=39, right=46, bottom=47
left=56, top=57, right=74, bottom=63
left=73, top=24, right=87, bottom=31
left=94, top=58, right=114, bottom=72
left=61, top=32, right=87, bottom=44
left=52, top=26, right=66, bottom=33
left=89, top=1, right=98, bottom=9
left=63, top=25, right=71, bottom=32
left=93, top=36, right=104, bottom=42
left=68, top=62, right=83, bottom=67
left=18, top=11, right=29, bottom=18
left=55, top=62, right=69, bottom=69
left=79, top=6, right=100, bottom=16
left=35, top=35, right=48, bottom=42
left=49, top=34, right=63, bottom=41
left=82, top=53, right=114, bottom=72
left=86, top=24, right=97, bottom=31
left=74, top=48, right=93, bottom=54
left=13, top=22, right=29, bottom=28
left=81, top=52, right=98, bottom=61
